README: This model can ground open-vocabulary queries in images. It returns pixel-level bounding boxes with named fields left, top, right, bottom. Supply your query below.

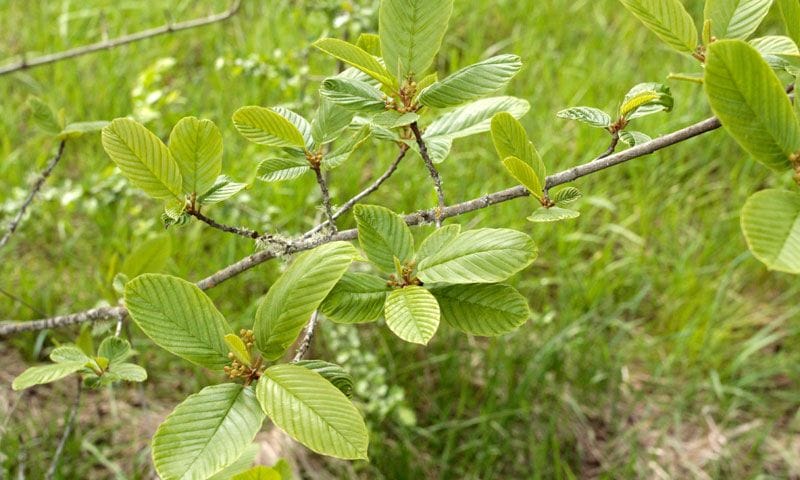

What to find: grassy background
left=2, top=0, right=800, bottom=478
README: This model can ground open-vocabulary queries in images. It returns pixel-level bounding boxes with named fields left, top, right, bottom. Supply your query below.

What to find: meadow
left=1, top=0, right=799, bottom=478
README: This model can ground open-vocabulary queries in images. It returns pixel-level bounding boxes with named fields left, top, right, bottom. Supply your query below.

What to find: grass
left=2, top=0, right=800, bottom=478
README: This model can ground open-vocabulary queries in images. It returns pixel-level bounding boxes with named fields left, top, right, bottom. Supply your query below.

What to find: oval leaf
left=312, top=38, right=394, bottom=87
left=491, top=112, right=546, bottom=188
left=619, top=0, right=698, bottom=54
left=502, top=156, right=543, bottom=199
left=257, top=157, right=310, bottom=182
left=168, top=117, right=223, bottom=195
left=418, top=54, right=522, bottom=108
left=431, top=283, right=530, bottom=336
left=294, top=359, right=355, bottom=398
left=233, top=106, right=306, bottom=149
left=528, top=206, right=581, bottom=222
left=416, top=224, right=461, bottom=262
left=354, top=204, right=415, bottom=273
left=556, top=107, right=612, bottom=128
left=704, top=0, right=772, bottom=40
left=12, top=362, right=85, bottom=391
left=741, top=189, right=800, bottom=274
left=425, top=96, right=530, bottom=140
left=384, top=286, right=440, bottom=344
left=320, top=77, right=386, bottom=112
left=320, top=272, right=388, bottom=324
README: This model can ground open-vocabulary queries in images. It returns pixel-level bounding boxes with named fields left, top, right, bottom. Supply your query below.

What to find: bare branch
left=0, top=116, right=722, bottom=336
left=410, top=122, right=446, bottom=227
left=0, top=0, right=242, bottom=76
left=311, top=164, right=338, bottom=233
left=0, top=141, right=67, bottom=252
left=45, top=378, right=82, bottom=480
left=292, top=311, right=320, bottom=362
left=186, top=207, right=261, bottom=239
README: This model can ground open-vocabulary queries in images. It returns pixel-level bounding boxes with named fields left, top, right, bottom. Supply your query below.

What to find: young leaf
left=198, top=175, right=248, bottom=205
left=384, top=286, right=440, bottom=345
left=416, top=224, right=461, bottom=261
left=50, top=345, right=91, bottom=363
left=320, top=77, right=386, bottom=112
left=232, top=106, right=306, bottom=149
left=12, top=362, right=86, bottom=391
left=101, top=118, right=183, bottom=200
left=704, top=0, right=772, bottom=41
left=552, top=187, right=582, bottom=205
left=527, top=206, right=580, bottom=222
left=777, top=0, right=800, bottom=46
left=312, top=99, right=355, bottom=145
left=294, top=360, right=354, bottom=398
left=125, top=274, right=233, bottom=369
left=97, top=337, right=132, bottom=365
left=121, top=234, right=172, bottom=278
left=28, top=96, right=63, bottom=135
left=491, top=112, right=546, bottom=188
left=619, top=130, right=652, bottom=146
left=256, top=157, right=310, bottom=182
left=256, top=364, right=369, bottom=459
left=371, top=111, right=420, bottom=129
left=740, top=189, right=800, bottom=274
left=109, top=362, right=147, bottom=382
left=379, top=0, right=454, bottom=80
left=502, top=157, right=542, bottom=199
left=312, top=38, right=394, bottom=87
left=355, top=32, right=382, bottom=56
left=417, top=229, right=537, bottom=284
left=152, top=384, right=264, bottom=480
left=556, top=107, right=612, bottom=128
left=619, top=0, right=698, bottom=54
left=254, top=242, right=357, bottom=360
left=425, top=96, right=530, bottom=140
left=354, top=204, right=415, bottom=272
left=430, top=284, right=530, bottom=336
left=272, top=107, right=315, bottom=150
left=168, top=117, right=223, bottom=196
left=704, top=40, right=800, bottom=170
left=619, top=83, right=673, bottom=120
left=320, top=272, right=388, bottom=324
left=224, top=333, right=252, bottom=366
left=58, top=121, right=109, bottom=139
left=417, top=54, right=523, bottom=108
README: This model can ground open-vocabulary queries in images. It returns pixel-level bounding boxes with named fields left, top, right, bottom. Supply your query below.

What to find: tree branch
left=410, top=122, right=446, bottom=227
left=0, top=140, right=67, bottom=252
left=0, top=0, right=242, bottom=76
left=292, top=310, right=320, bottom=362
left=0, top=116, right=722, bottom=336
left=186, top=207, right=261, bottom=239
left=311, top=164, right=338, bottom=233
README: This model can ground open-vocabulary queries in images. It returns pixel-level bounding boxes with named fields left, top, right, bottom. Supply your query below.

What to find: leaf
left=294, top=360, right=355, bottom=398
left=416, top=224, right=461, bottom=261
left=425, top=96, right=530, bottom=140
left=704, top=40, right=800, bottom=170
left=777, top=0, right=800, bottom=46
left=371, top=111, right=420, bottom=129
left=619, top=130, right=652, bottom=146
left=101, top=118, right=183, bottom=200
left=750, top=35, right=800, bottom=65
left=354, top=204, right=415, bottom=272
left=320, top=77, right=386, bottom=113
left=320, top=272, right=388, bottom=324
left=552, top=187, right=582, bottom=205
left=109, top=362, right=147, bottom=382
left=125, top=274, right=233, bottom=369
left=257, top=157, right=310, bottom=182
left=225, top=334, right=252, bottom=366
left=740, top=189, right=800, bottom=274
left=502, top=156, right=543, bottom=199
left=256, top=364, right=369, bottom=459
left=556, top=107, right=612, bottom=128
left=490, top=112, right=546, bottom=190
left=58, top=121, right=109, bottom=139
left=421, top=136, right=453, bottom=164
left=272, top=107, right=314, bottom=150
left=312, top=99, right=355, bottom=145
left=28, top=96, right=63, bottom=134
left=198, top=175, right=248, bottom=205
left=97, top=337, right=132, bottom=365
left=619, top=83, right=673, bottom=120
left=384, top=286, right=440, bottom=344
left=254, top=242, right=357, bottom=360
left=527, top=206, right=581, bottom=222
left=232, top=106, right=306, bottom=149
left=431, top=284, right=530, bottom=336
left=312, top=38, right=394, bottom=87
left=418, top=54, right=522, bottom=108
left=232, top=466, right=282, bottom=480
left=322, top=125, right=372, bottom=171
left=619, top=0, right=698, bottom=54
left=355, top=32, right=382, bottom=56
left=168, top=117, right=223, bottom=196
left=417, top=228, right=537, bottom=284
left=50, top=345, right=90, bottom=363
left=704, top=0, right=772, bottom=40
left=379, top=0, right=453, bottom=80
left=121, top=234, right=172, bottom=278
left=152, top=384, right=264, bottom=480
left=208, top=444, right=261, bottom=480
left=12, top=362, right=85, bottom=391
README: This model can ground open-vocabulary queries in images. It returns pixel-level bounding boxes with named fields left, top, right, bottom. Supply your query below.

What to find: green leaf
left=320, top=272, right=388, bottom=324
left=76, top=324, right=94, bottom=357
left=312, top=38, right=394, bottom=87
left=232, top=466, right=282, bottom=480
left=704, top=40, right=800, bottom=170
left=28, top=96, right=63, bottom=134
left=232, top=106, right=307, bottom=149
left=272, top=107, right=314, bottom=150
left=50, top=345, right=91, bottom=363
left=527, top=206, right=581, bottom=222
left=619, top=83, right=673, bottom=120
left=619, top=130, right=652, bottom=146
left=740, top=189, right=800, bottom=274
left=619, top=0, right=698, bottom=53
left=152, top=384, right=264, bottom=480
left=704, top=0, right=772, bottom=40
left=502, top=156, right=543, bottom=199
left=257, top=157, right=310, bottom=182
left=58, top=121, right=109, bottom=139
left=125, top=274, right=233, bottom=369
left=556, top=107, right=612, bottom=128
left=431, top=284, right=530, bottom=336
left=121, top=234, right=172, bottom=278
left=490, top=112, right=546, bottom=190
left=417, top=228, right=537, bottom=284
left=552, top=187, right=582, bottom=205
left=425, top=96, right=530, bottom=140
left=750, top=36, right=800, bottom=67
left=312, top=99, right=355, bottom=145
left=320, top=77, right=386, bottom=112
left=109, top=362, right=147, bottom=382
left=168, top=117, right=223, bottom=196
left=416, top=224, right=461, bottom=262
left=294, top=360, right=354, bottom=398
left=256, top=364, right=369, bottom=459
left=371, top=111, right=420, bottom=129
left=418, top=54, right=522, bottom=108
left=208, top=444, right=260, bottom=480
left=101, top=118, right=183, bottom=200
left=777, top=0, right=800, bottom=46
left=97, top=337, right=132, bottom=365
left=354, top=204, right=415, bottom=272
left=322, top=125, right=372, bottom=171
left=379, top=0, right=453, bottom=80
left=198, top=175, right=248, bottom=205
left=224, top=333, right=252, bottom=366
left=384, top=286, right=440, bottom=344
left=355, top=32, right=382, bottom=56
left=12, top=362, right=85, bottom=390
left=254, top=242, right=357, bottom=360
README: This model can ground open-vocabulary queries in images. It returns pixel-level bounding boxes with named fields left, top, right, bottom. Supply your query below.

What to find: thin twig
left=292, top=311, right=320, bottom=362
left=410, top=122, right=446, bottom=227
left=0, top=0, right=242, bottom=76
left=311, top=165, right=338, bottom=234
left=0, top=116, right=723, bottom=335
left=186, top=207, right=261, bottom=239
left=45, top=378, right=82, bottom=480
left=598, top=131, right=620, bottom=159
left=0, top=141, right=66, bottom=252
